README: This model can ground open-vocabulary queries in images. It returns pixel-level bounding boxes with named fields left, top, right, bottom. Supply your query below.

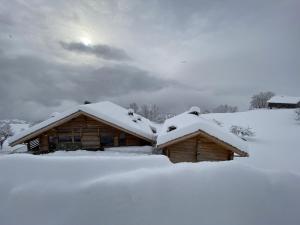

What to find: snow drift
left=0, top=154, right=299, bottom=225
left=203, top=109, right=300, bottom=173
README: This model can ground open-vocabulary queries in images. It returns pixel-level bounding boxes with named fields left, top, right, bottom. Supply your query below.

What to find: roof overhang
left=10, top=110, right=154, bottom=147
left=157, top=129, right=249, bottom=157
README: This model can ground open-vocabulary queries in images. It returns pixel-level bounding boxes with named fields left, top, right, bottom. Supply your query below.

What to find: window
left=49, top=136, right=58, bottom=150
left=49, top=136, right=58, bottom=144
left=100, top=133, right=114, bottom=147
left=119, top=132, right=126, bottom=146
left=150, top=126, right=157, bottom=134
left=167, top=125, right=177, bottom=132
left=74, top=136, right=81, bottom=143
left=58, top=136, right=72, bottom=143
left=189, top=111, right=200, bottom=116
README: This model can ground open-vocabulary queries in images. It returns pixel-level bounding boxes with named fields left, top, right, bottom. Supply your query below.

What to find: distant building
left=267, top=95, right=300, bottom=109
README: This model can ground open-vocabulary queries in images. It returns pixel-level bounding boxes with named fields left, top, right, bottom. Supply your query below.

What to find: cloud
left=0, top=52, right=171, bottom=121
left=0, top=0, right=299, bottom=121
left=60, top=41, right=131, bottom=61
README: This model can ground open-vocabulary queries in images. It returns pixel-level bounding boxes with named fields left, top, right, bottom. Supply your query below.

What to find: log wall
left=32, top=115, right=151, bottom=153
left=165, top=137, right=197, bottom=163
left=164, top=134, right=233, bottom=163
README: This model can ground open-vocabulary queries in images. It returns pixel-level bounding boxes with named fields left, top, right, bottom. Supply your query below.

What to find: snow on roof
left=9, top=101, right=155, bottom=145
left=157, top=110, right=248, bottom=154
left=267, top=95, right=300, bottom=104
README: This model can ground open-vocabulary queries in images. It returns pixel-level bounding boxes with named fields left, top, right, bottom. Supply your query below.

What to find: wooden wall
left=196, top=135, right=233, bottom=162
left=32, top=115, right=151, bottom=153
left=164, top=137, right=197, bottom=163
left=164, top=134, right=233, bottom=163
left=268, top=103, right=299, bottom=109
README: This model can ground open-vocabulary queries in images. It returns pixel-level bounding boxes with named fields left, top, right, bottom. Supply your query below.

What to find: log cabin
left=9, top=101, right=156, bottom=154
left=267, top=95, right=300, bottom=109
left=156, top=107, right=249, bottom=163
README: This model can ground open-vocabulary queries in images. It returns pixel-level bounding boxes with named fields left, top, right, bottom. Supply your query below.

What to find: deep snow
left=0, top=109, right=300, bottom=225
left=0, top=120, right=30, bottom=153
left=203, top=109, right=300, bottom=173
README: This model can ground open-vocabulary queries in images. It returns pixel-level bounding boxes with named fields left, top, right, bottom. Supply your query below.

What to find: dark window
left=167, top=125, right=177, bottom=132
left=49, top=136, right=58, bottom=144
left=74, top=136, right=81, bottom=143
left=59, top=136, right=72, bottom=143
left=100, top=133, right=114, bottom=147
left=119, top=132, right=126, bottom=146
left=49, top=136, right=58, bottom=150
left=189, top=111, right=200, bottom=116
left=150, top=126, right=157, bottom=134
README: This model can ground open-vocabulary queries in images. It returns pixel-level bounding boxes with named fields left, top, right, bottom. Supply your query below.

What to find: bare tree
left=230, top=125, right=255, bottom=139
left=129, top=102, right=139, bottom=113
left=148, top=104, right=160, bottom=122
left=139, top=104, right=150, bottom=119
left=212, top=104, right=238, bottom=113
left=250, top=91, right=275, bottom=109
left=138, top=104, right=162, bottom=122
left=295, top=108, right=300, bottom=121
left=0, top=123, right=14, bottom=150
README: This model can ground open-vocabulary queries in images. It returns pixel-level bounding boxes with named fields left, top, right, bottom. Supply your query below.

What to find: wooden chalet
left=267, top=95, right=300, bottom=109
left=9, top=102, right=156, bottom=154
left=156, top=107, right=249, bottom=163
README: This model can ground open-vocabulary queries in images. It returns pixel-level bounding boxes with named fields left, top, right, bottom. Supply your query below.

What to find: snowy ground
left=203, top=109, right=300, bottom=173
left=1, top=119, right=30, bottom=153
left=0, top=109, right=300, bottom=225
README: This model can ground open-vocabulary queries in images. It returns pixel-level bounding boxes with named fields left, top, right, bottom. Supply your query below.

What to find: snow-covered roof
left=157, top=109, right=248, bottom=155
left=267, top=95, right=300, bottom=104
left=10, top=101, right=156, bottom=146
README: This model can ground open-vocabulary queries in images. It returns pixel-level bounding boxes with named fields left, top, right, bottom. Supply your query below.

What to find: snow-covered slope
left=0, top=154, right=299, bottom=225
left=203, top=109, right=300, bottom=173
left=0, top=109, right=300, bottom=225
left=0, top=119, right=31, bottom=153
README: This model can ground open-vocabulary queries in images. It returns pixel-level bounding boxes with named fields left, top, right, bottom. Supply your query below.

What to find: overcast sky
left=0, top=0, right=299, bottom=121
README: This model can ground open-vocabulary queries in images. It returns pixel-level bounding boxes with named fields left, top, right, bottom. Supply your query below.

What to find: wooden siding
left=164, top=133, right=233, bottom=163
left=39, top=135, right=49, bottom=152
left=165, top=137, right=197, bottom=163
left=197, top=136, right=233, bottom=161
left=268, top=102, right=300, bottom=109
left=31, top=115, right=151, bottom=153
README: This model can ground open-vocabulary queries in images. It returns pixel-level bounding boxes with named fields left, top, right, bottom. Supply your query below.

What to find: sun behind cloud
left=80, top=36, right=92, bottom=46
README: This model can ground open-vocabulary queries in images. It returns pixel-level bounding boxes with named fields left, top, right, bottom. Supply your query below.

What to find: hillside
left=0, top=119, right=31, bottom=153
left=203, top=109, right=300, bottom=173
left=0, top=109, right=299, bottom=225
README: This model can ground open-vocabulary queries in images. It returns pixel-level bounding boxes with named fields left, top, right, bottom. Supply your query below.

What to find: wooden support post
left=114, top=135, right=118, bottom=147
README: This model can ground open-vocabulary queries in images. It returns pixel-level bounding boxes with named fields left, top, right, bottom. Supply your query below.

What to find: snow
left=203, top=109, right=300, bottom=173
left=157, top=110, right=248, bottom=154
left=1, top=109, right=300, bottom=225
left=0, top=120, right=30, bottom=153
left=267, top=95, right=300, bottom=104
left=50, top=146, right=153, bottom=156
left=9, top=101, right=155, bottom=146
left=0, top=154, right=300, bottom=225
